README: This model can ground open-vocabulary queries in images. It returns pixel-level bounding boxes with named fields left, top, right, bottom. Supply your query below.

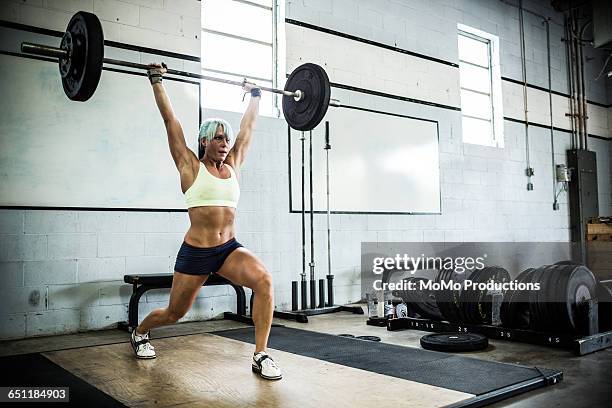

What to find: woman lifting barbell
left=130, top=63, right=282, bottom=381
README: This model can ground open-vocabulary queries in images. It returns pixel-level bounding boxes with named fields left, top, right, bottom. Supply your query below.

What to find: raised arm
left=148, top=64, right=196, bottom=172
left=226, top=83, right=261, bottom=169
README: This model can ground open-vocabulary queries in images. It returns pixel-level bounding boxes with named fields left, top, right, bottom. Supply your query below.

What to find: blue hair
left=198, top=118, right=234, bottom=159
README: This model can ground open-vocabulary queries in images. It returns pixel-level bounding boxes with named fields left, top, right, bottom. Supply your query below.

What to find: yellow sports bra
left=184, top=162, right=240, bottom=209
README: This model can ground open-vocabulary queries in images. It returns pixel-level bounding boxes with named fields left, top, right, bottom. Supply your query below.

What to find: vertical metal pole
left=324, top=121, right=334, bottom=307
left=309, top=130, right=316, bottom=309
left=300, top=131, right=307, bottom=310
left=318, top=279, right=325, bottom=308
left=544, top=18, right=558, bottom=210
left=519, top=0, right=532, bottom=190
left=291, top=281, right=298, bottom=311
left=565, top=15, right=577, bottom=150
left=578, top=20, right=591, bottom=151
left=271, top=0, right=279, bottom=115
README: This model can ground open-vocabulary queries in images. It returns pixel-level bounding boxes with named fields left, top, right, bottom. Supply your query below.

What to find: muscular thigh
left=168, top=271, right=208, bottom=314
left=216, top=248, right=268, bottom=289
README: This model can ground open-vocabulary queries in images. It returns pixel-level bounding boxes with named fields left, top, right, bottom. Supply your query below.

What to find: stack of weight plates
left=528, top=264, right=597, bottom=333
left=460, top=266, right=510, bottom=325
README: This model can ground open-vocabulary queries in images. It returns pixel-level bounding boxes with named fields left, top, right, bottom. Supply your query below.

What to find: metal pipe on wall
left=578, top=20, right=592, bottom=150
left=544, top=18, right=558, bottom=210
left=565, top=15, right=578, bottom=149
left=571, top=14, right=584, bottom=149
left=518, top=0, right=533, bottom=190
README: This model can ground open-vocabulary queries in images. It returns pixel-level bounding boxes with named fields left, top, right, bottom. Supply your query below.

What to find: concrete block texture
left=24, top=260, right=77, bottom=285
left=94, top=0, right=139, bottom=25
left=0, top=210, right=24, bottom=234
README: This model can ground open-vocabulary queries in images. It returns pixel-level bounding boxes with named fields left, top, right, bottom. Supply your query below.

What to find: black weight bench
left=118, top=273, right=254, bottom=331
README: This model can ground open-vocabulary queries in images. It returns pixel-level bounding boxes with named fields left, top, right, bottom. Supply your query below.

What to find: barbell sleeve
left=22, top=42, right=299, bottom=98
left=22, top=42, right=68, bottom=59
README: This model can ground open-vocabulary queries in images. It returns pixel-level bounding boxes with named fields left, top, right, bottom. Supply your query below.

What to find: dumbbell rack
left=367, top=299, right=612, bottom=356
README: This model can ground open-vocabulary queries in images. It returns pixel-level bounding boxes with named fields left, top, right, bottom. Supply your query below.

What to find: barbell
left=20, top=11, right=334, bottom=131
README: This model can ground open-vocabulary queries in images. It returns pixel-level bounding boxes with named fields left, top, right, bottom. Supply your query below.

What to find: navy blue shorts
left=174, top=238, right=243, bottom=275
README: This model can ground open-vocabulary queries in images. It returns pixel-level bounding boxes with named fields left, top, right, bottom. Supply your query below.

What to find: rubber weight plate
left=356, top=335, right=381, bottom=342
left=528, top=265, right=549, bottom=331
left=401, top=277, right=443, bottom=321
left=563, top=265, right=596, bottom=331
left=435, top=267, right=464, bottom=323
left=420, top=333, right=488, bottom=352
left=500, top=268, right=535, bottom=328
left=461, top=266, right=510, bottom=325
left=61, top=11, right=104, bottom=101
left=283, top=63, right=331, bottom=131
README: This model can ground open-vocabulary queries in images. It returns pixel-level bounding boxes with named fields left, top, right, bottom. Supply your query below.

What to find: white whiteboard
left=289, top=107, right=441, bottom=213
left=0, top=54, right=199, bottom=209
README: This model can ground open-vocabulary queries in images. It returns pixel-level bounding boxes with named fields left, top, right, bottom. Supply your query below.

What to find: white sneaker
left=130, top=329, right=156, bottom=359
left=252, top=352, right=282, bottom=380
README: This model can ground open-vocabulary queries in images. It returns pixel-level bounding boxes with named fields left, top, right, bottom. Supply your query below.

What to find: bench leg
left=128, top=285, right=150, bottom=330
left=229, top=284, right=247, bottom=316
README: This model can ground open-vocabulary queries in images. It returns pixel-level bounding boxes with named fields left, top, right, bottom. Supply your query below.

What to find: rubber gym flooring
left=0, top=309, right=610, bottom=407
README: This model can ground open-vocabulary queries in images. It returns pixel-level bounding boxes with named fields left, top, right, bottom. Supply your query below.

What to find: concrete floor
left=1, top=307, right=610, bottom=407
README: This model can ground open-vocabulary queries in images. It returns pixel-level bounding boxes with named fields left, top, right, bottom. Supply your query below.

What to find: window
left=457, top=24, right=503, bottom=147
left=201, top=0, right=285, bottom=117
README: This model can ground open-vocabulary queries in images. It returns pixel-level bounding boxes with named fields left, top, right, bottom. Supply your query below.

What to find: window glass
left=458, top=35, right=489, bottom=67
left=201, top=70, right=274, bottom=117
left=203, top=0, right=272, bottom=44
left=201, top=32, right=273, bottom=84
left=459, top=63, right=491, bottom=94
left=201, top=0, right=280, bottom=116
left=460, top=89, right=492, bottom=120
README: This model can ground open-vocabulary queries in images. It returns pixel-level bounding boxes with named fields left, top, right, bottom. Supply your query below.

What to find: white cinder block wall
left=1, top=0, right=611, bottom=339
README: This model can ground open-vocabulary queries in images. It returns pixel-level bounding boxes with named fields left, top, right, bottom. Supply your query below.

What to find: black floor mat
left=0, top=353, right=126, bottom=407
left=214, top=326, right=561, bottom=396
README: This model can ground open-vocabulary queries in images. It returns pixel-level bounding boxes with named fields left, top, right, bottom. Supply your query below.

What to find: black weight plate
left=435, top=267, right=457, bottom=322
left=420, top=332, right=488, bottom=352
left=549, top=264, right=583, bottom=332
left=450, top=268, right=468, bottom=322
left=461, top=267, right=488, bottom=324
left=528, top=266, right=548, bottom=330
left=538, top=264, right=563, bottom=332
left=563, top=265, right=596, bottom=331
left=412, top=278, right=442, bottom=320
left=475, top=267, right=511, bottom=324
left=501, top=268, right=535, bottom=328
left=509, top=269, right=537, bottom=328
left=445, top=267, right=464, bottom=323
left=533, top=265, right=555, bottom=332
left=61, top=12, right=104, bottom=101
left=460, top=268, right=479, bottom=324
left=553, top=264, right=581, bottom=332
left=356, top=335, right=381, bottom=342
left=283, top=63, right=331, bottom=131
left=554, top=260, right=581, bottom=265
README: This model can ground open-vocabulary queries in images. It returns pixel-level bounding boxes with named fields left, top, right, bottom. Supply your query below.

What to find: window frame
left=457, top=24, right=504, bottom=148
left=200, top=0, right=285, bottom=117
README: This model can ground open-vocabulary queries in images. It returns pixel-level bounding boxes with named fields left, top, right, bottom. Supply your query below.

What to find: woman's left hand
left=241, top=79, right=258, bottom=92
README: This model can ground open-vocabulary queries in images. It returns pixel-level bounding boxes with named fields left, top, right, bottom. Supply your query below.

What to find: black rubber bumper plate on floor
left=0, top=353, right=126, bottom=407
left=214, top=326, right=562, bottom=407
